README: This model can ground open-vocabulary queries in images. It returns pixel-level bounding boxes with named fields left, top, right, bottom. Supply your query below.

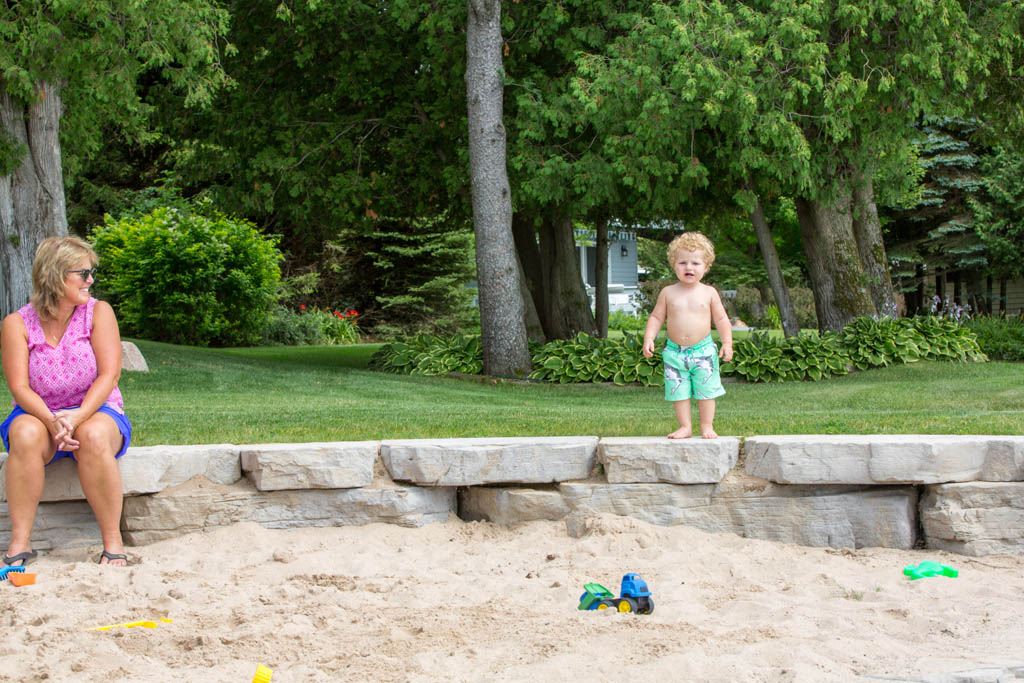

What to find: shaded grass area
left=3, top=339, right=1021, bottom=446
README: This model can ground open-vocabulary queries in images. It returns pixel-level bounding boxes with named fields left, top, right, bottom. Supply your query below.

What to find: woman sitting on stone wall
left=1, top=237, right=132, bottom=567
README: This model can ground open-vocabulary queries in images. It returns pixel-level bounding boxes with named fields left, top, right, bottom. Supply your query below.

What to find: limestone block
left=460, top=486, right=570, bottom=525
left=560, top=479, right=917, bottom=549
left=121, top=476, right=455, bottom=545
left=921, top=482, right=1024, bottom=556
left=598, top=436, right=738, bottom=484
left=0, top=444, right=242, bottom=502
left=745, top=435, right=1024, bottom=485
left=381, top=437, right=598, bottom=486
left=0, top=501, right=101, bottom=551
left=240, top=442, right=377, bottom=490
left=981, top=440, right=1024, bottom=481
left=121, top=341, right=149, bottom=372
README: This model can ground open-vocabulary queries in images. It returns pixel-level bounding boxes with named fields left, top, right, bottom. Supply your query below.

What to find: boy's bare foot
left=667, top=427, right=692, bottom=439
left=701, top=427, right=719, bottom=439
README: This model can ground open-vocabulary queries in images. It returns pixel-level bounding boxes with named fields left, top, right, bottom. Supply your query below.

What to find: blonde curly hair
left=667, top=231, right=715, bottom=268
left=31, top=237, right=98, bottom=321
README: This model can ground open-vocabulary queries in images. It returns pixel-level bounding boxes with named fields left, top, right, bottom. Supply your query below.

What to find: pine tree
left=882, top=118, right=988, bottom=313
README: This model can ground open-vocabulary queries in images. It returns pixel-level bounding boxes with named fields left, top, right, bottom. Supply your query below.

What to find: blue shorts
left=663, top=335, right=725, bottom=402
left=1, top=405, right=132, bottom=463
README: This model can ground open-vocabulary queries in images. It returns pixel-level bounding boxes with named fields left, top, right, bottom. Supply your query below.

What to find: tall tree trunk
left=594, top=215, right=609, bottom=338
left=747, top=187, right=799, bottom=337
left=465, top=0, right=531, bottom=376
left=512, top=211, right=546, bottom=323
left=515, top=249, right=545, bottom=342
left=795, top=193, right=876, bottom=332
left=536, top=214, right=596, bottom=339
left=0, top=82, right=69, bottom=317
left=999, top=279, right=1007, bottom=315
left=851, top=176, right=898, bottom=318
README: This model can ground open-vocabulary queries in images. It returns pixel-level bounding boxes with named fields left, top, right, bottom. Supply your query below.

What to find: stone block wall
left=1, top=435, right=1022, bottom=556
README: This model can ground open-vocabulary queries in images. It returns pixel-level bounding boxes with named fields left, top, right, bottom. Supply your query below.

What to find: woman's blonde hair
left=667, top=231, right=716, bottom=268
left=31, top=237, right=98, bottom=321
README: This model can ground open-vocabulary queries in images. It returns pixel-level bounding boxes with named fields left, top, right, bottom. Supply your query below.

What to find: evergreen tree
left=883, top=118, right=987, bottom=312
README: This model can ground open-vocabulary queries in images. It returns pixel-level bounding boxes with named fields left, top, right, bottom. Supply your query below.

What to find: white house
left=575, top=227, right=640, bottom=315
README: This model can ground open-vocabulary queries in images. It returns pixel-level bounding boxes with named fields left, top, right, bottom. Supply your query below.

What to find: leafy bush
left=91, top=205, right=281, bottom=346
left=964, top=315, right=1024, bottom=361
left=528, top=332, right=661, bottom=386
left=369, top=334, right=483, bottom=375
left=837, top=316, right=927, bottom=369
left=259, top=306, right=328, bottom=346
left=259, top=306, right=361, bottom=346
left=903, top=315, right=987, bottom=362
left=371, top=331, right=661, bottom=386
left=725, top=315, right=986, bottom=383
left=726, top=331, right=850, bottom=383
left=319, top=308, right=361, bottom=345
left=370, top=315, right=986, bottom=386
left=607, top=310, right=646, bottom=332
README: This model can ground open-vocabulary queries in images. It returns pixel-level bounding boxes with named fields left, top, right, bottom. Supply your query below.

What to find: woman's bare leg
left=4, top=415, right=53, bottom=562
left=73, top=413, right=126, bottom=566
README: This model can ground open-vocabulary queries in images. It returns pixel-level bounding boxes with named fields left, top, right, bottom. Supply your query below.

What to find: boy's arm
left=710, top=288, right=733, bottom=361
left=642, top=288, right=668, bottom=358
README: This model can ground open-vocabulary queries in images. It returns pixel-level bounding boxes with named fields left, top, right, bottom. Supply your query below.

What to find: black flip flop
left=2, top=550, right=38, bottom=567
left=97, top=550, right=129, bottom=565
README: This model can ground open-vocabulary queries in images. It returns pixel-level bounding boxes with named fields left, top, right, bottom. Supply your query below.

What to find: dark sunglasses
left=66, top=267, right=98, bottom=281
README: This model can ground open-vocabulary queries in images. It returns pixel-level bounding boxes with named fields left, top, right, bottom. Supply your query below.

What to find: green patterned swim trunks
left=662, top=334, right=725, bottom=402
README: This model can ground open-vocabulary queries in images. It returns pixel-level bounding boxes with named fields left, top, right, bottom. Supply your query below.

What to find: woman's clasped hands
left=49, top=410, right=81, bottom=452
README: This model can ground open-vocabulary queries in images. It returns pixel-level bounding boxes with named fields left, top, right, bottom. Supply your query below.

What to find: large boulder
left=597, top=436, right=738, bottom=484
left=921, top=482, right=1024, bottom=556
left=559, top=476, right=917, bottom=549
left=121, top=341, right=149, bottom=372
left=745, top=435, right=1024, bottom=485
left=460, top=486, right=571, bottom=525
left=240, top=442, right=377, bottom=490
left=121, top=476, right=456, bottom=545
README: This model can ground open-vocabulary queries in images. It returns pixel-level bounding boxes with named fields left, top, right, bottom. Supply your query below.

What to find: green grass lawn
left=3, top=339, right=1022, bottom=446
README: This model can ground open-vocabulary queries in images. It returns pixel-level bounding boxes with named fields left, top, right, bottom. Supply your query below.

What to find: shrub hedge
left=370, top=315, right=987, bottom=385
left=964, top=315, right=1024, bottom=361
left=727, top=316, right=985, bottom=383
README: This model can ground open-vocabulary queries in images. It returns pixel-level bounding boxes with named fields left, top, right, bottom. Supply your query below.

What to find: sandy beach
left=1, top=514, right=1022, bottom=682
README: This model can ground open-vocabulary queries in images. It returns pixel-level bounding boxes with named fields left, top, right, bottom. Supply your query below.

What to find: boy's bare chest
left=667, top=292, right=710, bottom=317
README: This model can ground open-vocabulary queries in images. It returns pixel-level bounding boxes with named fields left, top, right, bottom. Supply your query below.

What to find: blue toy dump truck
left=578, top=573, right=654, bottom=614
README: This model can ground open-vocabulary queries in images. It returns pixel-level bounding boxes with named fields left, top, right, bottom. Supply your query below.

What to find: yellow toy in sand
left=90, top=617, right=174, bottom=631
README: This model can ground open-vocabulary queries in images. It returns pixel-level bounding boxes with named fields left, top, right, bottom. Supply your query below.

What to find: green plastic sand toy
left=903, top=561, right=958, bottom=580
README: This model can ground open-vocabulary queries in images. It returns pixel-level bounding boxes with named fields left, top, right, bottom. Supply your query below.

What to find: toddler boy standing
left=642, top=232, right=733, bottom=438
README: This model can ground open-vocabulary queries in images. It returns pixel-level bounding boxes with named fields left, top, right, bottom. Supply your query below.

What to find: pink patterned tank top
left=18, top=298, right=124, bottom=413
